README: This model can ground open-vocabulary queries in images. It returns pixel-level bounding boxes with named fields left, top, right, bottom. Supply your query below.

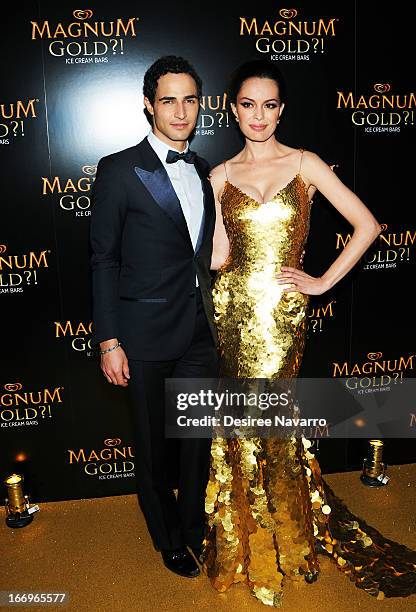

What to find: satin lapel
left=133, top=140, right=192, bottom=246
left=194, top=157, right=214, bottom=254
left=134, top=165, right=191, bottom=245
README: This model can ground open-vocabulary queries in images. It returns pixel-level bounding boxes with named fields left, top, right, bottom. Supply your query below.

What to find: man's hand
left=99, top=339, right=130, bottom=386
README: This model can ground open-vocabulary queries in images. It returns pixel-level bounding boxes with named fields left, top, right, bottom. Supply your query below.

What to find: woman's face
left=231, top=76, right=284, bottom=142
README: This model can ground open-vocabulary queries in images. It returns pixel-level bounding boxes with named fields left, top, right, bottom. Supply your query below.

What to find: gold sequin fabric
left=203, top=171, right=416, bottom=607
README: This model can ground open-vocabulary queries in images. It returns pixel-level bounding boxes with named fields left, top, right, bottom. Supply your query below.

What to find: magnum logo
left=0, top=98, right=40, bottom=143
left=31, top=10, right=139, bottom=62
left=54, top=320, right=96, bottom=355
left=307, top=299, right=336, bottom=334
left=332, top=352, right=414, bottom=393
left=68, top=438, right=135, bottom=479
left=239, top=7, right=338, bottom=60
left=336, top=224, right=415, bottom=270
left=0, top=245, right=50, bottom=294
left=0, top=382, right=64, bottom=427
left=42, top=164, right=96, bottom=216
left=196, top=93, right=229, bottom=136
left=337, top=84, right=415, bottom=132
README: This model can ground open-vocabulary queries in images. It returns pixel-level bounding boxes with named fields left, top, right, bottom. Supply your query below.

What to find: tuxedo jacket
left=89, top=137, right=217, bottom=360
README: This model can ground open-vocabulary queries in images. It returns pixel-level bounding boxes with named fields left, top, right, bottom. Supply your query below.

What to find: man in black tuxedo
left=90, top=56, right=218, bottom=578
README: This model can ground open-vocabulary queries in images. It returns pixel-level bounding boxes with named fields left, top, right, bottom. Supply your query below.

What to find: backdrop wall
left=1, top=1, right=414, bottom=501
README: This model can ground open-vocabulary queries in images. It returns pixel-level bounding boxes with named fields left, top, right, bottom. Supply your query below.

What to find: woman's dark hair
left=143, top=55, right=202, bottom=104
left=228, top=60, right=287, bottom=105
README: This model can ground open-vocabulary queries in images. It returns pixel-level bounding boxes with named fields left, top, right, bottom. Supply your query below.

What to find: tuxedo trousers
left=127, top=287, right=219, bottom=550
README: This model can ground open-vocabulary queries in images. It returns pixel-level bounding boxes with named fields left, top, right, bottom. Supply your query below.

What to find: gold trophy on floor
left=360, top=439, right=390, bottom=487
left=3, top=473, right=39, bottom=528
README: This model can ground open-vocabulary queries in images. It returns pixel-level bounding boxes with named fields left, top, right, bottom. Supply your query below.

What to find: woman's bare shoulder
left=278, top=143, right=319, bottom=160
left=209, top=163, right=227, bottom=180
left=210, top=151, right=241, bottom=177
left=279, top=142, right=299, bottom=155
left=300, top=149, right=331, bottom=171
left=208, top=163, right=229, bottom=200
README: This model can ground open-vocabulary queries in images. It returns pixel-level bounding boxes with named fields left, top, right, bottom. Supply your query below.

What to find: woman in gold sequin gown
left=202, top=60, right=416, bottom=607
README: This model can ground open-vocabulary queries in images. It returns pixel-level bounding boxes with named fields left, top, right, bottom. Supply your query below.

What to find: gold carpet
left=1, top=464, right=415, bottom=612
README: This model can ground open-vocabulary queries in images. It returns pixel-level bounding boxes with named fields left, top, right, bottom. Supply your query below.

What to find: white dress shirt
left=147, top=132, right=204, bottom=287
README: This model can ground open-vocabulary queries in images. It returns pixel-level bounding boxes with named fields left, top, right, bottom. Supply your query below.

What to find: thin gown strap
left=298, top=148, right=305, bottom=174
left=223, top=160, right=229, bottom=181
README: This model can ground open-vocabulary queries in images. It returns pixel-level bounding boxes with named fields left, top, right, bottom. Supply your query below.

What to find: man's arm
left=90, top=156, right=130, bottom=386
left=90, top=156, right=127, bottom=345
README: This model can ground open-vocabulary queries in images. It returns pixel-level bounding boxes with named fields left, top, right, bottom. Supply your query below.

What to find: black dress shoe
left=189, top=545, right=204, bottom=564
left=314, top=541, right=331, bottom=557
left=161, top=548, right=200, bottom=578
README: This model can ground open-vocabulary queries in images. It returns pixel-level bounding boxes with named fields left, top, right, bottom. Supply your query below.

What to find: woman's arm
left=209, top=164, right=230, bottom=270
left=278, top=151, right=382, bottom=295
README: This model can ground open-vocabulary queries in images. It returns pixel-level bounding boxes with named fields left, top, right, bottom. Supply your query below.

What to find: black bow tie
left=166, top=149, right=197, bottom=164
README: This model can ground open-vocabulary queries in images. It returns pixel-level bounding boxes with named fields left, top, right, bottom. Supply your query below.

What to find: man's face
left=144, top=72, right=200, bottom=148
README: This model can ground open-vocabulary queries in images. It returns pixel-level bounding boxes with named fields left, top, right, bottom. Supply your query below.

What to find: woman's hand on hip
left=276, top=266, right=331, bottom=296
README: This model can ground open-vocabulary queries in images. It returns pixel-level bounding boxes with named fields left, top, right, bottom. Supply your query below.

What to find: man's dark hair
left=143, top=55, right=203, bottom=105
